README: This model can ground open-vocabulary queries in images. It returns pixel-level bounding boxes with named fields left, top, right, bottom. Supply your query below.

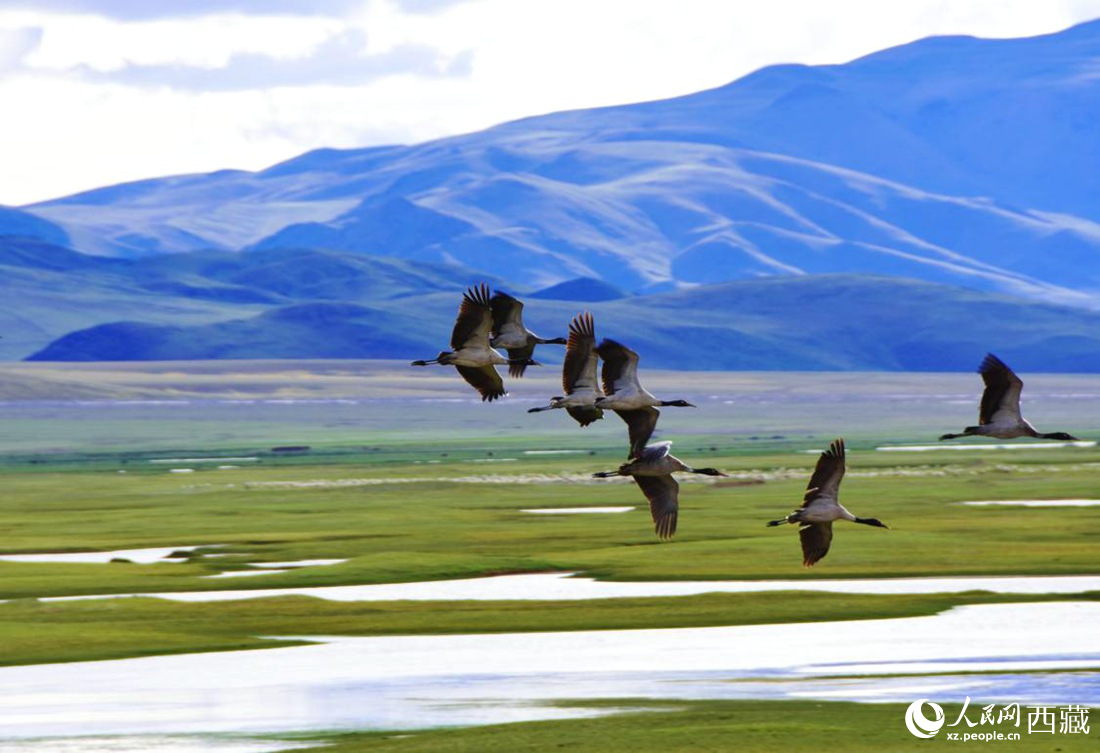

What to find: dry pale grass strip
left=192, top=461, right=1100, bottom=492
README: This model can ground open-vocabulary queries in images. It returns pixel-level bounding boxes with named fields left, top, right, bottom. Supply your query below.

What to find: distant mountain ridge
left=27, top=274, right=1100, bottom=372
left=8, top=20, right=1100, bottom=309
left=0, top=237, right=500, bottom=361
left=0, top=207, right=70, bottom=248
left=5, top=21, right=1100, bottom=367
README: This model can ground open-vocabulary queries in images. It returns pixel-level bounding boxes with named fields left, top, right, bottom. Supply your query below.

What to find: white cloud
left=65, top=29, right=472, bottom=90
left=15, top=14, right=345, bottom=70
left=0, top=0, right=367, bottom=20
left=0, top=24, right=39, bottom=69
left=1, top=0, right=1099, bottom=206
left=390, top=0, right=477, bottom=14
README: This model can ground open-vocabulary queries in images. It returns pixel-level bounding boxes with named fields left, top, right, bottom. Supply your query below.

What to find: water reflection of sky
left=0, top=546, right=210, bottom=565
left=0, top=737, right=312, bottom=753
left=40, top=572, right=1100, bottom=603
left=0, top=603, right=1097, bottom=743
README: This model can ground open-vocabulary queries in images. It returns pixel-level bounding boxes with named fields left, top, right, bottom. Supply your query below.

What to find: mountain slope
left=26, top=304, right=435, bottom=361
left=0, top=238, right=504, bottom=360
left=0, top=206, right=70, bottom=247
left=12, top=21, right=1100, bottom=307
left=28, top=275, right=1100, bottom=372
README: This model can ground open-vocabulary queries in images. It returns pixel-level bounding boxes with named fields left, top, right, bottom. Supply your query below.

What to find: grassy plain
left=3, top=590, right=1098, bottom=667
left=3, top=446, right=1100, bottom=597
left=2, top=361, right=1100, bottom=748
left=299, top=699, right=1100, bottom=753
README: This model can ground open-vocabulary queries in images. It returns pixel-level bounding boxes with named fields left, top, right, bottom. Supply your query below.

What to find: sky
left=2, top=0, right=1100, bottom=207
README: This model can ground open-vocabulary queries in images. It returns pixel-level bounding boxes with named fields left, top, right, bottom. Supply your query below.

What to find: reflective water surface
left=0, top=603, right=1097, bottom=744
left=42, top=572, right=1100, bottom=604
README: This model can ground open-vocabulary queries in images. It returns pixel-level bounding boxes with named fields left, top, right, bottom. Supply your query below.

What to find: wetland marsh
left=2, top=360, right=1099, bottom=751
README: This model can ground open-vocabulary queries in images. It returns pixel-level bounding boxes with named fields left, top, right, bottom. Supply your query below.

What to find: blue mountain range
left=4, top=20, right=1100, bottom=368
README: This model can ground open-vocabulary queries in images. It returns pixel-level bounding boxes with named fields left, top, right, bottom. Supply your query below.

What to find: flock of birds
left=413, top=284, right=1082, bottom=566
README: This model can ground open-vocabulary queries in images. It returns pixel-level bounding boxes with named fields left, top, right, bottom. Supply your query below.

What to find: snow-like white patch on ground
left=149, top=458, right=259, bottom=464
left=0, top=738, right=312, bottom=747
left=250, top=559, right=347, bottom=568
left=524, top=450, right=589, bottom=455
left=0, top=736, right=314, bottom=753
left=202, top=570, right=291, bottom=579
left=521, top=507, right=635, bottom=514
left=877, top=441, right=1096, bottom=451
left=0, top=545, right=212, bottom=565
left=235, top=474, right=730, bottom=489
left=961, top=499, right=1100, bottom=507
left=200, top=559, right=345, bottom=579
left=38, top=572, right=1100, bottom=604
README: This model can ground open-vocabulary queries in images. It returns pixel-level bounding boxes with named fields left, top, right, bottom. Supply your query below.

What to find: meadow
left=293, top=700, right=1100, bottom=753
left=1, top=360, right=1099, bottom=750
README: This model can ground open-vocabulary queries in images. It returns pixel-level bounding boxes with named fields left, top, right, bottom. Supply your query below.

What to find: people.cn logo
left=905, top=699, right=946, bottom=738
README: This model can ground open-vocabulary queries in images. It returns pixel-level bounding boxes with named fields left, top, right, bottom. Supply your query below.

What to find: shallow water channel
left=0, top=602, right=1098, bottom=748
left=42, top=571, right=1100, bottom=602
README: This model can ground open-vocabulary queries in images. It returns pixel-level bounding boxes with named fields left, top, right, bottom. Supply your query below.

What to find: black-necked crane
left=489, top=291, right=566, bottom=378
left=594, top=338, right=695, bottom=458
left=939, top=353, right=1080, bottom=441
left=411, top=283, right=532, bottom=402
left=527, top=312, right=604, bottom=427
left=593, top=440, right=727, bottom=539
left=767, top=438, right=887, bottom=567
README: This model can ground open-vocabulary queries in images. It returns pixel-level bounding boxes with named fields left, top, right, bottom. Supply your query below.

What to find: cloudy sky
left=1, top=0, right=1099, bottom=206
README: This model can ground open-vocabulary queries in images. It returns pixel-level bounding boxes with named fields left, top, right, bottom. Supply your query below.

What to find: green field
left=294, top=700, right=1100, bottom=753
left=2, top=361, right=1099, bottom=750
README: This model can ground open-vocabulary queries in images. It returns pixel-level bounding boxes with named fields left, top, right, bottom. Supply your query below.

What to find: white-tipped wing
left=636, top=440, right=672, bottom=463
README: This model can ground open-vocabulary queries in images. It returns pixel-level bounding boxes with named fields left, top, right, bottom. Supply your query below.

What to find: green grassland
left=3, top=590, right=1098, bottom=667
left=2, top=361, right=1100, bottom=747
left=293, top=699, right=1100, bottom=753
left=3, top=449, right=1100, bottom=597
left=2, top=450, right=1099, bottom=667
